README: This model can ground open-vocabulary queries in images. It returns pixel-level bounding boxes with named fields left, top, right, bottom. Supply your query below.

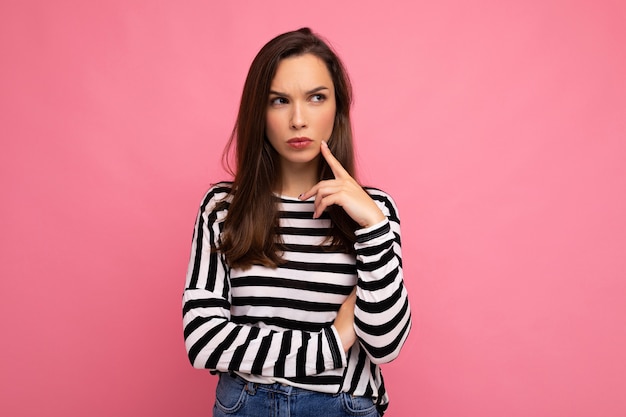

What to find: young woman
left=183, top=28, right=411, bottom=417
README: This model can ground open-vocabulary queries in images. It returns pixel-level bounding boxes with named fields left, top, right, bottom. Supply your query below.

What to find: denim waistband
left=228, top=372, right=311, bottom=396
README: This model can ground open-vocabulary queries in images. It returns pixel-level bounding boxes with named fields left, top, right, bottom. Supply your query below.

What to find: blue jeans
left=213, top=373, right=380, bottom=417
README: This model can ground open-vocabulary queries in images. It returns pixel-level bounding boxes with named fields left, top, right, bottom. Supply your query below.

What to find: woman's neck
left=277, top=160, right=319, bottom=198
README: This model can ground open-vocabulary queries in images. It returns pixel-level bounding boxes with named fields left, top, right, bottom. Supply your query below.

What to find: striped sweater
left=182, top=182, right=411, bottom=415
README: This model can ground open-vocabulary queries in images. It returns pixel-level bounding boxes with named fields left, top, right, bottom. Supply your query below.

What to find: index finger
left=321, top=141, right=348, bottom=178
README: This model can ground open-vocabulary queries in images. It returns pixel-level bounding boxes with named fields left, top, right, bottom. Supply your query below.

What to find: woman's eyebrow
left=268, top=86, right=330, bottom=96
left=305, top=86, right=330, bottom=94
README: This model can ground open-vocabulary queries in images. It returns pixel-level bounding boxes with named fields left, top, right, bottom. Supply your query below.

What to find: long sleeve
left=353, top=189, right=412, bottom=364
left=182, top=184, right=346, bottom=377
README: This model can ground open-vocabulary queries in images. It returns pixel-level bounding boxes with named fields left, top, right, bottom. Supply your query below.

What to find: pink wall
left=1, top=1, right=625, bottom=416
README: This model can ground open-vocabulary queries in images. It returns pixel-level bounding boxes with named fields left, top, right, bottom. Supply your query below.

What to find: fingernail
left=321, top=140, right=328, bottom=148
left=298, top=193, right=304, bottom=199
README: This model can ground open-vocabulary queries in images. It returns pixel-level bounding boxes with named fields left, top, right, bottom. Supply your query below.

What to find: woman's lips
left=287, top=137, right=313, bottom=149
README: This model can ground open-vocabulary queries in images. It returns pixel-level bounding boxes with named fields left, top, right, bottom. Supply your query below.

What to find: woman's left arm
left=300, top=142, right=412, bottom=364
left=352, top=190, right=411, bottom=364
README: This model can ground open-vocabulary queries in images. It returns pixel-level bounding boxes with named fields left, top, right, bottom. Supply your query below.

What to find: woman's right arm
left=182, top=185, right=348, bottom=377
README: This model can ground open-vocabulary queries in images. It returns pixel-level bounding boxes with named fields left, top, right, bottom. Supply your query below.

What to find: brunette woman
left=183, top=27, right=411, bottom=417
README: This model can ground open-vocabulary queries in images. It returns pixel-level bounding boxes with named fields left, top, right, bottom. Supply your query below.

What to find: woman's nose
left=290, top=103, right=307, bottom=129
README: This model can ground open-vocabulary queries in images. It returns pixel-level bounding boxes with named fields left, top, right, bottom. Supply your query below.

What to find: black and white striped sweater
left=182, top=182, right=411, bottom=414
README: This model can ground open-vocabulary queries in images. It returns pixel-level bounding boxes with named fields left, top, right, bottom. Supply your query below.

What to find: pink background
left=1, top=1, right=625, bottom=416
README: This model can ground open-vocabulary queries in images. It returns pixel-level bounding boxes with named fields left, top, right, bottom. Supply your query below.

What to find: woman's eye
left=310, top=94, right=326, bottom=102
left=270, top=97, right=288, bottom=106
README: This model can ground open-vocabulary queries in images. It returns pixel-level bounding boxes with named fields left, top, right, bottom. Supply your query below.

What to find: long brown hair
left=218, top=27, right=358, bottom=269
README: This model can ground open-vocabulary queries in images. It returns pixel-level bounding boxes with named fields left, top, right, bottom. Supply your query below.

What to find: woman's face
left=266, top=53, right=336, bottom=170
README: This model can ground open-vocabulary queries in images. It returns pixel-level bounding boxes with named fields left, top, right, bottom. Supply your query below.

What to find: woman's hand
left=299, top=141, right=385, bottom=228
left=334, top=288, right=357, bottom=352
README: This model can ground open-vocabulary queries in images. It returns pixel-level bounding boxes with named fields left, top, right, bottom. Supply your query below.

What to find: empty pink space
left=1, top=1, right=625, bottom=416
